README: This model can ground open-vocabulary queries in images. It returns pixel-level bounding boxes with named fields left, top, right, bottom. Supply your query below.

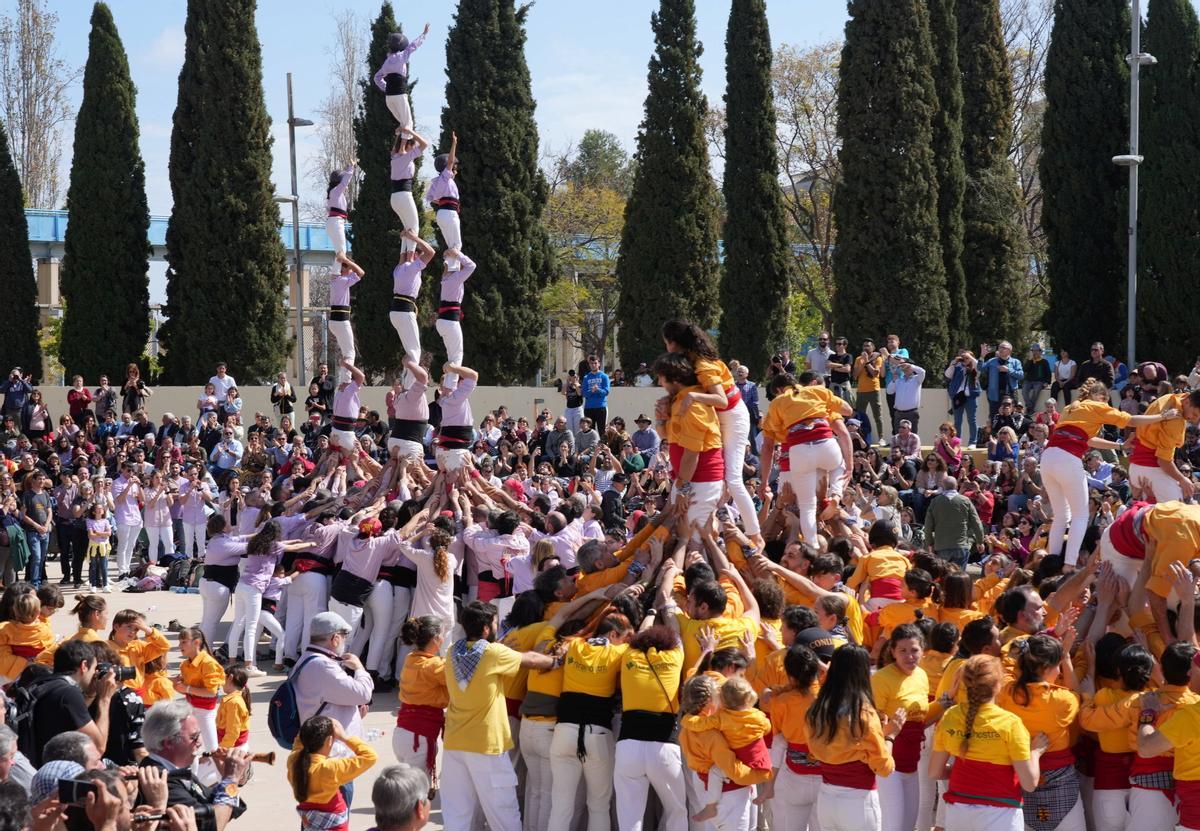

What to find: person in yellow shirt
left=1138, top=501, right=1200, bottom=640
left=929, top=617, right=1004, bottom=724
left=1134, top=642, right=1200, bottom=831
left=653, top=352, right=725, bottom=534
left=1127, top=390, right=1200, bottom=503
left=35, top=593, right=107, bottom=666
left=853, top=340, right=885, bottom=440
left=871, top=623, right=930, bottom=831
left=917, top=622, right=960, bottom=831
left=762, top=644, right=822, bottom=831
left=108, top=609, right=170, bottom=698
left=393, top=615, right=448, bottom=789
left=930, top=655, right=1049, bottom=830
left=997, top=633, right=1084, bottom=830
left=672, top=567, right=760, bottom=673
left=287, top=715, right=377, bottom=831
left=750, top=550, right=866, bottom=645
left=0, top=592, right=53, bottom=682
left=216, top=667, right=251, bottom=749
left=867, top=569, right=940, bottom=653
left=140, top=655, right=173, bottom=707
left=442, top=600, right=557, bottom=831
left=845, top=524, right=910, bottom=610
left=940, top=572, right=985, bottom=632
left=1042, top=377, right=1176, bottom=568
left=687, top=676, right=771, bottom=824
left=172, top=627, right=225, bottom=753
left=806, top=644, right=905, bottom=831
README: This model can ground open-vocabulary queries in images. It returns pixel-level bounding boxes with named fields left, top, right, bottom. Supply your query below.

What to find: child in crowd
left=217, top=666, right=251, bottom=748
left=86, top=501, right=112, bottom=592
left=288, top=715, right=378, bottom=831
left=0, top=592, right=50, bottom=682
left=141, top=654, right=174, bottom=706
left=175, top=626, right=225, bottom=753
left=688, top=675, right=773, bottom=822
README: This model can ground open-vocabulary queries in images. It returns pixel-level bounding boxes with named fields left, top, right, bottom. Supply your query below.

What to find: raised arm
left=401, top=228, right=436, bottom=263
left=402, top=355, right=429, bottom=387
left=446, top=131, right=458, bottom=172
left=443, top=362, right=479, bottom=383
left=340, top=358, right=366, bottom=386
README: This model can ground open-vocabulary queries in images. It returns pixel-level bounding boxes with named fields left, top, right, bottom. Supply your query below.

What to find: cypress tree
left=59, top=2, right=150, bottom=382
left=1041, top=0, right=1128, bottom=358
left=1139, top=0, right=1200, bottom=369
left=0, top=120, right=40, bottom=381
left=832, top=0, right=949, bottom=366
left=719, top=0, right=791, bottom=374
left=160, top=0, right=288, bottom=384
left=958, top=0, right=1029, bottom=345
left=927, top=0, right=968, bottom=350
left=616, top=0, right=721, bottom=372
left=349, top=3, right=425, bottom=382
left=438, top=0, right=552, bottom=384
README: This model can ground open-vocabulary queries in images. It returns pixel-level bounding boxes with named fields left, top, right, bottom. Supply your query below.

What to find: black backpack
left=12, top=674, right=70, bottom=766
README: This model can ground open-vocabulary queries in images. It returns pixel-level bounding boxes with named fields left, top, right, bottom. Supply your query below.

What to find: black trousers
left=584, top=407, right=608, bottom=430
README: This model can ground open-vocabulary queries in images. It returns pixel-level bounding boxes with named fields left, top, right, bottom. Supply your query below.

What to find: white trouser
left=330, top=428, right=358, bottom=454
left=917, top=723, right=936, bottom=831
left=877, top=769, right=918, bottom=831
left=436, top=447, right=471, bottom=472
left=816, top=782, right=880, bottom=831
left=436, top=319, right=464, bottom=387
left=441, top=749, right=522, bottom=831
left=1098, top=526, right=1145, bottom=591
left=283, top=572, right=329, bottom=660
left=612, top=738, right=688, bottom=831
left=1127, top=463, right=1183, bottom=503
left=390, top=190, right=419, bottom=239
left=387, top=437, right=424, bottom=462
left=565, top=406, right=584, bottom=435
left=253, top=608, right=285, bottom=665
left=549, top=722, right=615, bottom=831
left=389, top=310, right=422, bottom=368
left=193, top=705, right=218, bottom=754
left=943, top=801, right=1022, bottom=831
left=1092, top=788, right=1129, bottom=831
left=520, top=719, right=557, bottom=831
left=198, top=579, right=231, bottom=648
left=709, top=785, right=754, bottom=831
left=115, top=522, right=142, bottom=574
left=385, top=93, right=412, bottom=130
left=718, top=404, right=759, bottom=535
left=772, top=766, right=822, bottom=831
left=226, top=582, right=263, bottom=664
left=673, top=481, right=724, bottom=541
left=328, top=599, right=365, bottom=642
left=1041, top=446, right=1090, bottom=566
left=436, top=208, right=462, bottom=270
left=145, top=525, right=174, bottom=564
left=1127, top=786, right=1177, bottom=831
left=1079, top=776, right=1094, bottom=830
left=786, top=439, right=844, bottom=543
left=181, top=522, right=206, bottom=559
left=378, top=585, right=412, bottom=680
left=392, top=725, right=440, bottom=783
left=326, top=216, right=347, bottom=260
left=329, top=319, right=357, bottom=367
left=350, top=581, right=394, bottom=673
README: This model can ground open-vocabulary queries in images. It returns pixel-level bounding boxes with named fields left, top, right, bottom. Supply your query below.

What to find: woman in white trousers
left=328, top=259, right=364, bottom=372
left=324, top=162, right=356, bottom=267
left=375, top=568, right=414, bottom=682
left=142, top=472, right=174, bottom=564
left=392, top=617, right=445, bottom=786
left=283, top=569, right=331, bottom=660
left=765, top=642, right=825, bottom=831
left=426, top=133, right=461, bottom=271
left=389, top=128, right=429, bottom=253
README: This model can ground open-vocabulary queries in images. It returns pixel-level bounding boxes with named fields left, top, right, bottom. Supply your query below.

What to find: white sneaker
left=102, top=586, right=112, bottom=593
left=242, top=666, right=267, bottom=678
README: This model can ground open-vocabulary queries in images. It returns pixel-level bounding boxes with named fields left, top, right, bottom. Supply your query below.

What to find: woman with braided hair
left=930, top=654, right=1049, bottom=831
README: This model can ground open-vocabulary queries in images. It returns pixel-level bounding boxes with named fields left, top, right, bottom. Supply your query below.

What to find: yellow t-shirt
left=620, top=646, right=684, bottom=714
left=1133, top=393, right=1186, bottom=461
left=934, top=701, right=1030, bottom=764
left=216, top=693, right=249, bottom=748
left=444, top=642, right=524, bottom=755
left=286, top=736, right=378, bottom=804
left=939, top=607, right=985, bottom=634
left=918, top=650, right=957, bottom=695
left=874, top=598, right=940, bottom=639
left=562, top=638, right=629, bottom=697
left=806, top=705, right=895, bottom=776
left=996, top=680, right=1078, bottom=752
left=694, top=358, right=735, bottom=394
left=688, top=707, right=771, bottom=749
left=1056, top=399, right=1132, bottom=439
left=846, top=548, right=909, bottom=592
left=871, top=663, right=930, bottom=721
left=399, top=650, right=449, bottom=709
left=853, top=355, right=883, bottom=393
left=1145, top=502, right=1200, bottom=597
left=676, top=612, right=757, bottom=673
left=760, top=386, right=845, bottom=444
left=769, top=685, right=819, bottom=745
left=501, top=621, right=545, bottom=702
left=1079, top=687, right=1139, bottom=753
left=667, top=385, right=722, bottom=452
left=1157, top=700, right=1200, bottom=781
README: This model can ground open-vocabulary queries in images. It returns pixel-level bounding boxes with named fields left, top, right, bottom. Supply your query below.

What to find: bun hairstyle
left=959, top=655, right=1003, bottom=755
left=1011, top=633, right=1063, bottom=705
left=388, top=32, right=409, bottom=53
left=1117, top=644, right=1154, bottom=692
left=400, top=615, right=443, bottom=650
left=1072, top=378, right=1109, bottom=404
left=72, top=594, right=107, bottom=627
left=434, top=153, right=450, bottom=173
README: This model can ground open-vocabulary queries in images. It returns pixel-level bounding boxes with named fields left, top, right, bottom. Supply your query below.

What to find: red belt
left=217, top=728, right=249, bottom=747
left=1047, top=425, right=1089, bottom=458
left=505, top=697, right=522, bottom=719
left=717, top=385, right=742, bottom=412
left=1092, top=749, right=1134, bottom=790
left=892, top=719, right=925, bottom=774
left=697, top=770, right=746, bottom=793
left=1177, top=779, right=1200, bottom=830
left=819, top=760, right=876, bottom=790
left=327, top=208, right=348, bottom=219
left=10, top=644, right=39, bottom=659
left=395, top=703, right=445, bottom=777
left=1041, top=746, right=1076, bottom=772
left=869, top=576, right=904, bottom=600
left=187, top=693, right=218, bottom=710
left=785, top=742, right=821, bottom=776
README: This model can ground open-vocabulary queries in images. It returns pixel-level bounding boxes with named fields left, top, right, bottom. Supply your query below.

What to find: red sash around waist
left=717, top=385, right=742, bottom=413
left=1092, top=749, right=1134, bottom=790
left=785, top=742, right=822, bottom=775
left=892, top=719, right=926, bottom=774
left=1177, top=779, right=1200, bottom=830
left=506, top=697, right=523, bottom=719
left=297, top=791, right=349, bottom=831
left=1130, top=751, right=1174, bottom=779
left=327, top=208, right=348, bottom=219
left=395, top=702, right=446, bottom=778
left=1128, top=438, right=1160, bottom=468
left=869, top=576, right=904, bottom=601
left=697, top=770, right=745, bottom=793
left=732, top=737, right=772, bottom=771
left=945, top=757, right=1024, bottom=808
left=782, top=419, right=834, bottom=449
left=9, top=644, right=40, bottom=659
left=819, top=760, right=877, bottom=789
left=217, top=728, right=249, bottom=747
left=186, top=693, right=218, bottom=710
left=1047, top=424, right=1090, bottom=458
left=1042, top=746, right=1076, bottom=772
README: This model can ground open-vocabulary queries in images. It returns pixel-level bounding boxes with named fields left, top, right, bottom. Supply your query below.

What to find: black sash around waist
left=327, top=207, right=348, bottom=219
left=391, top=178, right=414, bottom=193
left=432, top=198, right=460, bottom=213
left=202, top=563, right=239, bottom=591
left=330, top=305, right=350, bottom=322
left=331, top=569, right=375, bottom=606
left=389, top=418, right=426, bottom=443
left=438, top=302, right=462, bottom=322
left=384, top=73, right=407, bottom=95
left=391, top=294, right=417, bottom=313
left=331, top=415, right=358, bottom=432
left=619, top=710, right=677, bottom=743
left=436, top=425, right=473, bottom=448
left=557, top=691, right=616, bottom=728
left=379, top=565, right=417, bottom=588
left=478, top=570, right=503, bottom=584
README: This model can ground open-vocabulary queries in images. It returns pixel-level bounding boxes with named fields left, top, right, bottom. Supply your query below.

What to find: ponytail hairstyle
left=72, top=594, right=107, bottom=629
left=1011, top=634, right=1062, bottom=706
left=400, top=615, right=444, bottom=651
left=904, top=568, right=936, bottom=602
left=958, top=655, right=1003, bottom=756
left=1117, top=643, right=1154, bottom=692
left=179, top=626, right=211, bottom=654
left=815, top=594, right=849, bottom=632
left=929, top=622, right=960, bottom=655
left=660, top=320, right=719, bottom=360
left=227, top=666, right=252, bottom=715
left=291, top=715, right=335, bottom=802
left=768, top=372, right=800, bottom=396
left=807, top=645, right=875, bottom=742
left=429, top=528, right=452, bottom=582
left=783, top=643, right=821, bottom=690
left=326, top=170, right=344, bottom=197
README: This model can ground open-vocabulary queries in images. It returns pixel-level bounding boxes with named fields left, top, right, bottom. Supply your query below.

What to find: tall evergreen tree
left=927, top=0, right=968, bottom=350
left=1041, top=0, right=1128, bottom=358
left=832, top=0, right=949, bottom=366
left=718, top=0, right=791, bottom=374
left=160, top=0, right=288, bottom=384
left=0, top=120, right=40, bottom=380
left=349, top=3, right=424, bottom=382
left=438, top=0, right=552, bottom=384
left=616, top=0, right=721, bottom=372
left=59, top=2, right=150, bottom=382
left=958, top=0, right=1029, bottom=345
left=1139, top=0, right=1200, bottom=369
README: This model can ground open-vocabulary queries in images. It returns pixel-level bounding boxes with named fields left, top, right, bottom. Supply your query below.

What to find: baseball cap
left=32, top=760, right=84, bottom=804
left=310, top=612, right=353, bottom=639
left=794, top=627, right=837, bottom=661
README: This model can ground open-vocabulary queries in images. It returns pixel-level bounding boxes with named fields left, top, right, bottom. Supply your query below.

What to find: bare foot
left=692, top=804, right=718, bottom=823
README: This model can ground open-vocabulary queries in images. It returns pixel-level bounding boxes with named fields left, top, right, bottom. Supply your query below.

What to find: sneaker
left=242, top=666, right=267, bottom=678
left=73, top=582, right=82, bottom=589
left=167, top=619, right=183, bottom=633
left=102, top=586, right=112, bottom=593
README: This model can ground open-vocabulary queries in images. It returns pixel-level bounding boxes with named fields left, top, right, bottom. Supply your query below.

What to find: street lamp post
left=1114, top=0, right=1156, bottom=368
left=278, top=71, right=314, bottom=385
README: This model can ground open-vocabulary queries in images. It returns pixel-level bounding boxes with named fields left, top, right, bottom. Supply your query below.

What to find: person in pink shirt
left=372, top=24, right=429, bottom=130
left=386, top=356, right=430, bottom=463
left=435, top=362, right=479, bottom=472
left=325, top=161, right=357, bottom=266
left=425, top=132, right=461, bottom=271
left=328, top=259, right=365, bottom=379
left=437, top=250, right=476, bottom=387
left=391, top=231, right=436, bottom=377
left=177, top=465, right=213, bottom=559
left=110, top=462, right=143, bottom=581
left=141, top=469, right=174, bottom=565
left=390, top=127, right=430, bottom=252
left=330, top=359, right=366, bottom=458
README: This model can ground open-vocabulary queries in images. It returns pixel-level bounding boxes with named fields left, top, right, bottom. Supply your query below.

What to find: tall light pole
left=278, top=71, right=314, bottom=384
left=1114, top=0, right=1156, bottom=367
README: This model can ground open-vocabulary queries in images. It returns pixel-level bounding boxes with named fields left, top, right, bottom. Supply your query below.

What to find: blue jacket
left=979, top=357, right=1024, bottom=402
left=0, top=379, right=31, bottom=413
left=582, top=371, right=610, bottom=409
left=947, top=364, right=981, bottom=400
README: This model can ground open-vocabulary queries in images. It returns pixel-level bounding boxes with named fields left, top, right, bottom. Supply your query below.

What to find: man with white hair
left=980, top=341, right=1024, bottom=420
left=372, top=763, right=431, bottom=830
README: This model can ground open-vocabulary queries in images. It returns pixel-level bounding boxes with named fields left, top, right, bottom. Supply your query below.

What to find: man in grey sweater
left=925, top=475, right=986, bottom=569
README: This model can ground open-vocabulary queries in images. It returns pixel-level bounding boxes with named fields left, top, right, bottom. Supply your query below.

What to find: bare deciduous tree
left=305, top=9, right=365, bottom=222
left=0, top=0, right=78, bottom=209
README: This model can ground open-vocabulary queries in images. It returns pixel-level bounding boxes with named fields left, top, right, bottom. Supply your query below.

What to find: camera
left=58, top=778, right=98, bottom=806
left=97, top=662, right=137, bottom=682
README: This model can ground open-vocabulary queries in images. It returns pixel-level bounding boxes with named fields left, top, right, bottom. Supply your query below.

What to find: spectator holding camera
left=27, top=638, right=117, bottom=766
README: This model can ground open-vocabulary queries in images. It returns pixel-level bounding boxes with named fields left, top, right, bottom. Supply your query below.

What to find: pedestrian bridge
left=25, top=209, right=337, bottom=261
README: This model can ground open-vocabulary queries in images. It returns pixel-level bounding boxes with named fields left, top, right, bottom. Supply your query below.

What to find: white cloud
left=143, top=26, right=185, bottom=71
